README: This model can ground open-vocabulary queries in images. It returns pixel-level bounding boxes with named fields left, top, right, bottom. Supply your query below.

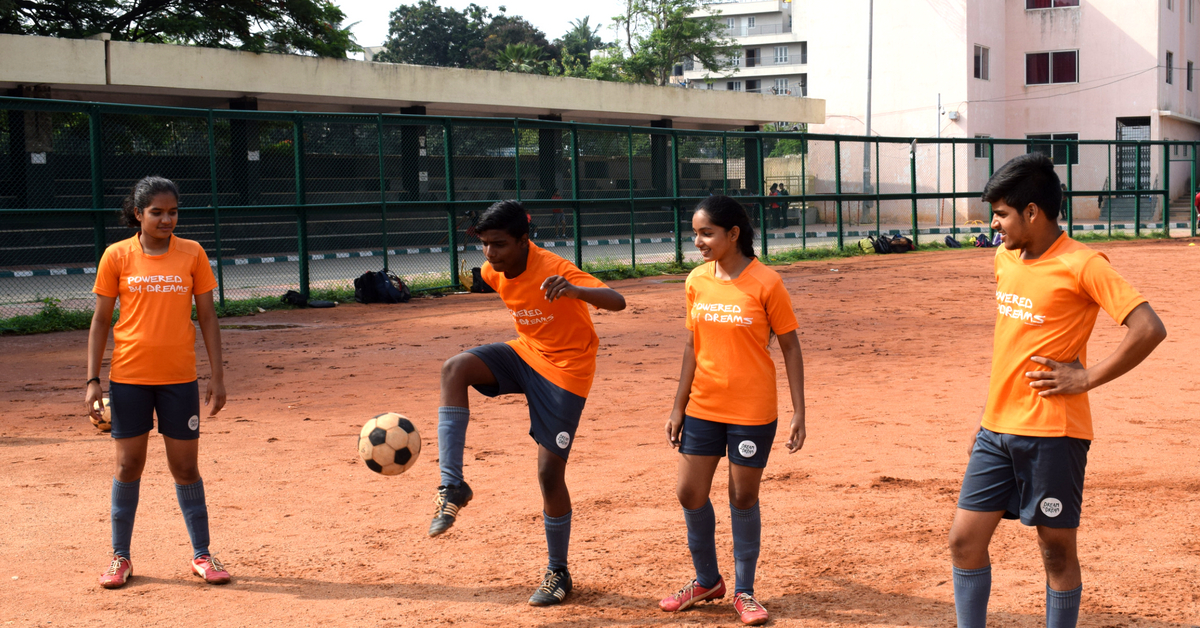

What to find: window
left=1026, top=0, right=1079, bottom=7
left=1026, top=133, right=1079, bottom=165
left=773, top=78, right=789, bottom=94
left=727, top=81, right=742, bottom=92
left=974, top=45, right=990, bottom=80
left=798, top=74, right=807, bottom=97
left=974, top=135, right=991, bottom=159
left=1166, top=51, right=1174, bottom=84
left=726, top=17, right=735, bottom=28
left=1190, top=0, right=1194, bottom=21
left=1026, top=50, right=1077, bottom=84
left=746, top=79, right=760, bottom=92
left=1168, top=0, right=1173, bottom=9
left=747, top=16, right=756, bottom=28
left=730, top=50, right=742, bottom=67
left=774, top=46, right=788, bottom=64
left=1189, top=61, right=1194, bottom=90
left=799, top=41, right=807, bottom=64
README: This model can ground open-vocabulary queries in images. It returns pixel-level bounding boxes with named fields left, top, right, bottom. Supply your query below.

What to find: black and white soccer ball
left=357, top=413, right=421, bottom=475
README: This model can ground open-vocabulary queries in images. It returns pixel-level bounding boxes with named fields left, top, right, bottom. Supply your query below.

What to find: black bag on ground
left=470, top=267, right=495, bottom=293
left=887, top=234, right=915, bottom=253
left=354, top=271, right=411, bottom=304
left=944, top=235, right=962, bottom=248
left=281, top=290, right=307, bottom=306
left=870, top=235, right=892, bottom=254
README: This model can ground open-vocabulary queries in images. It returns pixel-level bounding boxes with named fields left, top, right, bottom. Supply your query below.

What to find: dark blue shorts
left=466, top=343, right=587, bottom=461
left=678, top=415, right=777, bottom=468
left=957, top=427, right=1090, bottom=528
left=108, top=380, right=201, bottom=441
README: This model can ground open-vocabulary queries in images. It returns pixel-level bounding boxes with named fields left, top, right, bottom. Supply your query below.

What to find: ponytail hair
left=694, top=195, right=756, bottom=259
left=120, top=176, right=180, bottom=228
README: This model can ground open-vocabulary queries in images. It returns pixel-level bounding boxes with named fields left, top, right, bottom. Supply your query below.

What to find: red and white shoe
left=191, top=554, right=230, bottom=584
left=734, top=592, right=769, bottom=625
left=659, top=577, right=726, bottom=612
left=99, top=555, right=132, bottom=589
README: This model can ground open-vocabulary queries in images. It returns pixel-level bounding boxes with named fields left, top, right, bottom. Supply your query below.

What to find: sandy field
left=1, top=239, right=1197, bottom=627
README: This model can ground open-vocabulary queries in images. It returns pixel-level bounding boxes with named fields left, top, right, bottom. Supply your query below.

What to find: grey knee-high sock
left=729, top=502, right=761, bottom=596
left=111, top=478, right=140, bottom=560
left=953, top=565, right=992, bottom=628
left=437, top=406, right=470, bottom=487
left=684, top=501, right=720, bottom=589
left=1046, top=584, right=1081, bottom=628
left=544, top=511, right=572, bottom=571
left=175, top=479, right=210, bottom=559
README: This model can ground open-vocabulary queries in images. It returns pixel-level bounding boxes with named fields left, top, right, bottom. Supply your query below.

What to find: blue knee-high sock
left=175, top=479, right=210, bottom=559
left=438, top=406, right=470, bottom=487
left=684, top=501, right=720, bottom=589
left=953, top=566, right=992, bottom=628
left=111, top=478, right=140, bottom=560
left=1046, top=584, right=1081, bottom=628
left=544, top=511, right=572, bottom=571
left=730, top=502, right=761, bottom=596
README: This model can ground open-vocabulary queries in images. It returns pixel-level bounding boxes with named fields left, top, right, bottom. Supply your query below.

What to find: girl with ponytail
left=658, top=195, right=807, bottom=625
left=86, top=176, right=231, bottom=588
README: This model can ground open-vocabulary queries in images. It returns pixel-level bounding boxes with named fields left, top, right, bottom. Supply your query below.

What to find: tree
left=0, top=0, right=358, bottom=58
left=376, top=1, right=491, bottom=67
left=477, top=13, right=556, bottom=68
left=495, top=43, right=549, bottom=74
left=554, top=16, right=605, bottom=69
left=613, top=0, right=734, bottom=85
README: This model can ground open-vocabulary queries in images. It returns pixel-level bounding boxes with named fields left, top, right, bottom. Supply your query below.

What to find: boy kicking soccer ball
left=949, top=153, right=1167, bottom=628
left=431, top=200, right=626, bottom=606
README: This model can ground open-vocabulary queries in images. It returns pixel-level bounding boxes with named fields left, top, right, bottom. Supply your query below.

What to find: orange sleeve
left=93, top=247, right=120, bottom=298
left=194, top=248, right=218, bottom=295
left=684, top=277, right=696, bottom=331
left=1077, top=254, right=1147, bottom=325
left=560, top=263, right=607, bottom=290
left=764, top=278, right=799, bottom=335
left=479, top=263, right=499, bottom=292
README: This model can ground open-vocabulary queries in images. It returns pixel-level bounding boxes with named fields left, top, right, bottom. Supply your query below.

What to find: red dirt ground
left=1, top=239, right=1198, bottom=628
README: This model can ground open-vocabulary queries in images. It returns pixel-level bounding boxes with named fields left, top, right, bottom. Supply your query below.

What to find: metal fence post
left=1134, top=143, right=1142, bottom=238
left=294, top=115, right=309, bottom=297
left=514, top=119, right=522, bottom=203
left=1107, top=143, right=1113, bottom=237
left=671, top=130, right=682, bottom=265
left=1066, top=140, right=1074, bottom=238
left=801, top=138, right=807, bottom=249
left=628, top=127, right=636, bottom=270
left=951, top=140, right=957, bottom=238
left=377, top=114, right=389, bottom=271
left=910, top=140, right=919, bottom=245
left=988, top=140, right=996, bottom=239
left=569, top=126, right=582, bottom=268
left=721, top=133, right=728, bottom=195
left=444, top=120, right=459, bottom=288
left=834, top=138, right=844, bottom=249
left=1162, top=142, right=1171, bottom=238
left=88, top=105, right=105, bottom=267
left=874, top=139, right=881, bottom=237
left=757, top=133, right=767, bottom=258
left=207, top=110, right=225, bottom=306
left=1193, top=143, right=1198, bottom=238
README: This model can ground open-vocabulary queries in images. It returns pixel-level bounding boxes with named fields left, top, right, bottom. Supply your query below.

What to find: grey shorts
left=466, top=343, right=587, bottom=461
left=957, top=427, right=1090, bottom=528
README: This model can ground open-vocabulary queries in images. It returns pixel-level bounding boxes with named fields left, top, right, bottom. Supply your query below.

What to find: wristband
left=86, top=377, right=101, bottom=387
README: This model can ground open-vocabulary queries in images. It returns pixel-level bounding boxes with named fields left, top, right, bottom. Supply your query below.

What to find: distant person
left=1194, top=189, right=1200, bottom=224
left=768, top=183, right=781, bottom=230
left=949, top=153, right=1167, bottom=628
left=550, top=191, right=567, bottom=239
left=87, top=176, right=230, bottom=589
left=777, top=184, right=791, bottom=228
left=659, top=195, right=805, bottom=626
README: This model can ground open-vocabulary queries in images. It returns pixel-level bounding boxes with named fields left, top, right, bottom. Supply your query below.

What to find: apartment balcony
left=724, top=23, right=791, bottom=37
left=682, top=57, right=807, bottom=81
left=693, top=0, right=785, bottom=18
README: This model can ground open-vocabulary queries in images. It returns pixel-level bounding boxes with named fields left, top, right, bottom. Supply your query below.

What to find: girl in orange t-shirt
left=85, top=176, right=229, bottom=589
left=659, top=195, right=806, bottom=625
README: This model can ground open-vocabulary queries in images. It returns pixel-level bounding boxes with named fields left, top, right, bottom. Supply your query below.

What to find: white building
left=680, top=0, right=808, bottom=98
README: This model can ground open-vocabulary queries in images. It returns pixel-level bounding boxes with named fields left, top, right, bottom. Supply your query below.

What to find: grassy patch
left=0, top=298, right=115, bottom=335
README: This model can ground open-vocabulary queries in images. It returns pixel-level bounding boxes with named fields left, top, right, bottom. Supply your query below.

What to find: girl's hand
left=205, top=379, right=226, bottom=416
left=786, top=412, right=806, bottom=453
left=665, top=412, right=684, bottom=449
left=85, top=382, right=104, bottom=422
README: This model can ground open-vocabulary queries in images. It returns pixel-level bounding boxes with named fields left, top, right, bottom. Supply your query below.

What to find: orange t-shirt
left=480, top=243, right=607, bottom=398
left=983, top=233, right=1147, bottom=440
left=684, top=259, right=799, bottom=425
left=93, top=234, right=219, bottom=385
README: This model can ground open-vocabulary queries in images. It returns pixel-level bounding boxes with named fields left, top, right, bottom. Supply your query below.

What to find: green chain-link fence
left=2, top=96, right=1197, bottom=318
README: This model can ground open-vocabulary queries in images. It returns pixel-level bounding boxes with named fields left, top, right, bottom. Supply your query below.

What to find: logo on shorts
left=738, top=440, right=757, bottom=458
left=188, top=415, right=200, bottom=431
left=556, top=431, right=571, bottom=449
left=1040, top=497, right=1063, bottom=518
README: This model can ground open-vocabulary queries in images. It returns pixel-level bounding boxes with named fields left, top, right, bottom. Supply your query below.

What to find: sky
left=335, top=0, right=629, bottom=53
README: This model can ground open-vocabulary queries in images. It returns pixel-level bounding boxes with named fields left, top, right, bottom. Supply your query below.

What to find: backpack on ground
left=887, top=234, right=915, bottom=253
left=870, top=234, right=892, bottom=254
left=857, top=238, right=876, bottom=254
left=973, top=233, right=992, bottom=248
left=469, top=267, right=495, bottom=293
left=944, top=235, right=962, bottom=249
left=354, top=271, right=411, bottom=304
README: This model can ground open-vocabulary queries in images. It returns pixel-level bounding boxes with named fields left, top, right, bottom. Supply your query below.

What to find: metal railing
left=1, top=95, right=1196, bottom=318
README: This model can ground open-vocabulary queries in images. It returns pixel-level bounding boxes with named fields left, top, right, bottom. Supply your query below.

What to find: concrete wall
left=0, top=35, right=106, bottom=86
